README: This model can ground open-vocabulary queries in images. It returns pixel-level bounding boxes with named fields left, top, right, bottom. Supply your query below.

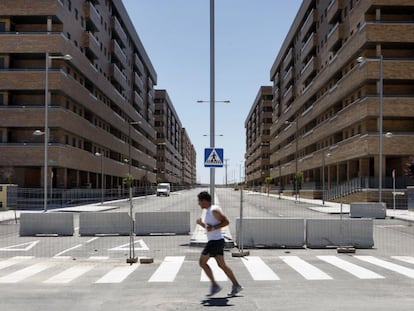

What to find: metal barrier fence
left=0, top=187, right=412, bottom=263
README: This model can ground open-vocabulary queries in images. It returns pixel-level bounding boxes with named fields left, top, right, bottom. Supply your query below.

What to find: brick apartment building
left=245, top=86, right=273, bottom=187
left=181, top=128, right=197, bottom=186
left=247, top=0, right=414, bottom=203
left=0, top=0, right=196, bottom=190
left=154, top=90, right=188, bottom=186
left=246, top=0, right=414, bottom=201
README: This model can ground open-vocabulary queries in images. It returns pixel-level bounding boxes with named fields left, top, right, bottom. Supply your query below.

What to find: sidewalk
left=248, top=190, right=414, bottom=223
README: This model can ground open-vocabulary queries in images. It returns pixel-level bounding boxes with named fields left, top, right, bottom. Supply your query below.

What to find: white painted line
left=149, top=256, right=185, bottom=282
left=391, top=256, right=414, bottom=265
left=95, top=265, right=139, bottom=283
left=0, top=263, right=52, bottom=283
left=280, top=256, right=332, bottom=280
left=0, top=241, right=40, bottom=252
left=86, top=237, right=99, bottom=243
left=108, top=239, right=149, bottom=251
left=317, top=256, right=384, bottom=279
left=53, top=244, right=83, bottom=258
left=355, top=256, right=414, bottom=279
left=0, top=256, right=34, bottom=271
left=201, top=258, right=228, bottom=282
left=88, top=256, right=109, bottom=261
left=241, top=256, right=280, bottom=281
left=44, top=265, right=94, bottom=284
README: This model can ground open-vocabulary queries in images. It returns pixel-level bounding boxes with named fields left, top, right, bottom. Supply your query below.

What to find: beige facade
left=181, top=128, right=197, bottom=185
left=154, top=90, right=197, bottom=186
left=0, top=0, right=158, bottom=188
left=245, top=86, right=273, bottom=186
left=267, top=0, right=414, bottom=200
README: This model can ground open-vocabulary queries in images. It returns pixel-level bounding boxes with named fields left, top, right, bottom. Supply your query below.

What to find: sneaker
left=207, top=284, right=222, bottom=297
left=228, top=284, right=243, bottom=297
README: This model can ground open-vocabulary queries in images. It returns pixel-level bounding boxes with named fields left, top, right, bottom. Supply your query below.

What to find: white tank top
left=204, top=204, right=223, bottom=241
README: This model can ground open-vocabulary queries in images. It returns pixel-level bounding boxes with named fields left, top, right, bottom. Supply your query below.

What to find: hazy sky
left=122, top=0, right=302, bottom=184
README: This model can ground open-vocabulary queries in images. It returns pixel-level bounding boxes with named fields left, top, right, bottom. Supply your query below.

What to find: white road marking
left=95, top=265, right=139, bottom=283
left=391, top=256, right=414, bottom=265
left=44, top=265, right=94, bottom=284
left=317, top=256, right=384, bottom=279
left=201, top=258, right=228, bottom=282
left=108, top=239, right=149, bottom=251
left=88, top=256, right=109, bottom=260
left=0, top=241, right=40, bottom=252
left=241, top=256, right=280, bottom=281
left=53, top=244, right=83, bottom=258
left=0, top=263, right=52, bottom=283
left=149, top=256, right=185, bottom=282
left=86, top=237, right=99, bottom=243
left=0, top=256, right=34, bottom=271
left=355, top=256, right=414, bottom=279
left=280, top=256, right=332, bottom=280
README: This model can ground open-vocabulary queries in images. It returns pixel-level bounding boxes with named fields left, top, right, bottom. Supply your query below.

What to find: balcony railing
left=83, top=1, right=100, bottom=32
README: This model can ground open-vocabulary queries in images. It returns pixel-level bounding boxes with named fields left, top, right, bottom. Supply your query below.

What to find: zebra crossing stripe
left=95, top=265, right=139, bottom=284
left=280, top=256, right=332, bottom=280
left=317, top=256, right=384, bottom=279
left=149, top=256, right=185, bottom=282
left=0, top=256, right=34, bottom=271
left=391, top=256, right=414, bottom=265
left=201, top=258, right=228, bottom=282
left=44, top=265, right=95, bottom=284
left=0, top=263, right=52, bottom=283
left=355, top=256, right=414, bottom=279
left=241, top=256, right=280, bottom=281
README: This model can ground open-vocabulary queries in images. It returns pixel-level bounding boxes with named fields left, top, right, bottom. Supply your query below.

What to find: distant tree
left=0, top=167, right=15, bottom=183
left=405, top=157, right=414, bottom=179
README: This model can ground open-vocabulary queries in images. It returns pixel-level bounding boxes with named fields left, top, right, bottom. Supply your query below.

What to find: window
left=0, top=58, right=4, bottom=69
left=0, top=22, right=6, bottom=32
left=0, top=93, right=3, bottom=105
left=68, top=0, right=72, bottom=11
left=74, top=8, right=78, bottom=20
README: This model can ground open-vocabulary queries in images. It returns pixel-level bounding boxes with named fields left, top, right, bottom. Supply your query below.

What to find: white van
left=156, top=183, right=171, bottom=196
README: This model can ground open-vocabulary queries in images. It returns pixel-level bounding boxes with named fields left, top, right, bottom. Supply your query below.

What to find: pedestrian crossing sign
left=204, top=148, right=224, bottom=167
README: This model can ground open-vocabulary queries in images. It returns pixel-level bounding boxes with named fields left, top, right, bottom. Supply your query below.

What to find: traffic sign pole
left=210, top=0, right=215, bottom=204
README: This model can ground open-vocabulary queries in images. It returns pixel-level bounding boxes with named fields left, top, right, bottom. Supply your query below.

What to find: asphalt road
left=0, top=188, right=413, bottom=311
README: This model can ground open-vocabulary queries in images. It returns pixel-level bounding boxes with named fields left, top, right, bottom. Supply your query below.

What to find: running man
left=196, top=191, right=243, bottom=297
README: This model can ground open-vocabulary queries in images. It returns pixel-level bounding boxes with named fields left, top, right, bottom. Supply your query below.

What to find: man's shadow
left=200, top=297, right=234, bottom=307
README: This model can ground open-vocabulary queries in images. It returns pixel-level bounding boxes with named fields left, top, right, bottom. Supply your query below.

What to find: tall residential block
left=268, top=0, right=414, bottom=202
left=181, top=128, right=197, bottom=186
left=154, top=89, right=185, bottom=185
left=0, top=0, right=158, bottom=189
left=245, top=86, right=273, bottom=187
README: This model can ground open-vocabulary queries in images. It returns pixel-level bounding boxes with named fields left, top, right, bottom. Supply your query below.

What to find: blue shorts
left=202, top=239, right=225, bottom=257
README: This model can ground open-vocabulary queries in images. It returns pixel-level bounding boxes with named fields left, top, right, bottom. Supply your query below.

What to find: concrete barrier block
left=135, top=212, right=190, bottom=235
left=350, top=202, right=386, bottom=219
left=19, top=212, right=74, bottom=236
left=306, top=219, right=374, bottom=248
left=79, top=212, right=131, bottom=236
left=236, top=218, right=305, bottom=248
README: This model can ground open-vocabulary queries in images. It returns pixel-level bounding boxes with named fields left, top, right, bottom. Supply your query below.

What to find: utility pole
left=224, top=158, right=229, bottom=188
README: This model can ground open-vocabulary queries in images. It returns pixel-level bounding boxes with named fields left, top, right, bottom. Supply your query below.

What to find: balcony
left=327, top=0, right=344, bottom=24
left=282, top=48, right=293, bottom=70
left=282, top=85, right=293, bottom=102
left=300, top=9, right=317, bottom=39
left=0, top=33, right=65, bottom=54
left=110, top=63, right=127, bottom=91
left=326, top=23, right=344, bottom=52
left=83, top=1, right=100, bottom=32
left=300, top=32, right=317, bottom=62
left=134, top=72, right=144, bottom=92
left=82, top=31, right=100, bottom=59
left=111, top=39, right=127, bottom=67
left=364, top=22, right=414, bottom=43
left=134, top=53, right=145, bottom=74
left=111, top=16, right=128, bottom=48
left=282, top=67, right=293, bottom=87
left=134, top=91, right=145, bottom=113
left=300, top=57, right=317, bottom=82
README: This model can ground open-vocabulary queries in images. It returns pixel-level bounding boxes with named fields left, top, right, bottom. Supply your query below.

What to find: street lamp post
left=322, top=151, right=331, bottom=205
left=358, top=55, right=384, bottom=202
left=285, top=120, right=299, bottom=200
left=95, top=152, right=104, bottom=204
left=42, top=53, right=71, bottom=212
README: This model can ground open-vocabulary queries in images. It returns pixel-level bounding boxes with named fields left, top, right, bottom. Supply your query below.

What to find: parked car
left=156, top=183, right=171, bottom=196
